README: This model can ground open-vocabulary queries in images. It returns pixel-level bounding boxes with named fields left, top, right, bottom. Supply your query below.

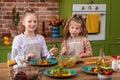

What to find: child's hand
left=26, top=53, right=36, bottom=61
left=75, top=54, right=83, bottom=58
left=60, top=46, right=67, bottom=55
left=49, top=47, right=58, bottom=56
left=75, top=50, right=85, bottom=58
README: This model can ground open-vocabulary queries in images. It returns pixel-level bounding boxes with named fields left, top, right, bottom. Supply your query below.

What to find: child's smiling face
left=22, top=13, right=38, bottom=32
left=69, top=20, right=81, bottom=37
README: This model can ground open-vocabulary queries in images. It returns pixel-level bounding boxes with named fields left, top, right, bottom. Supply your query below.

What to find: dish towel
left=86, top=14, right=100, bottom=33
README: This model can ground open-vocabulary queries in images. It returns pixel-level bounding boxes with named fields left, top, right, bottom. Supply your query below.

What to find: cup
left=7, top=53, right=16, bottom=67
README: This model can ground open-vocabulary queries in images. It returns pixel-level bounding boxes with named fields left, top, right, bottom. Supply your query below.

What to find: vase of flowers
left=48, top=18, right=65, bottom=38
left=51, top=25, right=60, bottom=38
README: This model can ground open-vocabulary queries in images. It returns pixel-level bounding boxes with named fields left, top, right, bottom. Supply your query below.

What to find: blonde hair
left=63, top=14, right=88, bottom=40
left=18, top=8, right=40, bottom=34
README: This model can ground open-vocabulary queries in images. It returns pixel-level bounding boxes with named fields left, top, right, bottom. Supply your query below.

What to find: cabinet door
left=105, top=0, right=120, bottom=55
left=105, top=40, right=120, bottom=55
left=106, top=0, right=120, bottom=39
left=91, top=41, right=105, bottom=56
left=0, top=46, right=11, bottom=62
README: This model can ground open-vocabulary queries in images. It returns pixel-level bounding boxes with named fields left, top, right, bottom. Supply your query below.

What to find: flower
left=48, top=18, right=65, bottom=27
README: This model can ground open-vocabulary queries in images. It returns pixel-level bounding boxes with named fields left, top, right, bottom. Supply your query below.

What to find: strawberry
left=91, top=67, right=95, bottom=72
left=104, top=71, right=110, bottom=75
left=15, top=71, right=28, bottom=80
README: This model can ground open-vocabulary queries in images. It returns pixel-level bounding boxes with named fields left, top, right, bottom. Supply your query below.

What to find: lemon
left=4, top=41, right=10, bottom=46
left=62, top=73, right=71, bottom=76
left=3, top=37, right=9, bottom=41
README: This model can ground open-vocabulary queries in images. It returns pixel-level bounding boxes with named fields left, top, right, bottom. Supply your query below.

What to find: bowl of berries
left=97, top=66, right=113, bottom=80
left=10, top=67, right=43, bottom=80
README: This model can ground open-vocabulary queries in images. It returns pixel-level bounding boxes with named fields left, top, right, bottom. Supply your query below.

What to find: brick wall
left=0, top=0, right=59, bottom=37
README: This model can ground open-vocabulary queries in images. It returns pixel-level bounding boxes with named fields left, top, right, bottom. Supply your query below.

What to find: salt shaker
left=118, top=60, right=120, bottom=69
left=111, top=59, right=119, bottom=71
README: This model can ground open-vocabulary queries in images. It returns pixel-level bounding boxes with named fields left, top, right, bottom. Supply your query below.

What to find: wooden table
left=0, top=57, right=120, bottom=80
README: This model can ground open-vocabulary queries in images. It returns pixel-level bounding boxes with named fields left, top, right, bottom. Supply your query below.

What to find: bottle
left=96, top=48, right=106, bottom=67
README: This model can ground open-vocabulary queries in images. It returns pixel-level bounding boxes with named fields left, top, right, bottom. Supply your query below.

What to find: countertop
left=0, top=37, right=63, bottom=43
left=0, top=56, right=120, bottom=80
left=45, top=37, right=63, bottom=43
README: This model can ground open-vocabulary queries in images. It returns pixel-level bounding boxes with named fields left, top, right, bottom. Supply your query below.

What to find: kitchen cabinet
left=90, top=41, right=105, bottom=56
left=105, top=0, right=120, bottom=55
left=0, top=46, right=11, bottom=62
left=106, top=0, right=120, bottom=40
left=105, top=40, right=120, bottom=55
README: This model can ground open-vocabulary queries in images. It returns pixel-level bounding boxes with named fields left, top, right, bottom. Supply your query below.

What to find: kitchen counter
left=0, top=57, right=120, bottom=80
left=0, top=37, right=63, bottom=43
left=45, top=37, right=63, bottom=43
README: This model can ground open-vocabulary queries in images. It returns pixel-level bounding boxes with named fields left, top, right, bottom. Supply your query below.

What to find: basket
left=10, top=66, right=45, bottom=80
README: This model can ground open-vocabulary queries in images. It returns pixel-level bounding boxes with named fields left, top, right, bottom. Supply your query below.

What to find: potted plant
left=10, top=6, right=20, bottom=38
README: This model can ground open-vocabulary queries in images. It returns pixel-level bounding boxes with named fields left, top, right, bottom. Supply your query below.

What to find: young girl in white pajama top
left=11, top=8, right=57, bottom=65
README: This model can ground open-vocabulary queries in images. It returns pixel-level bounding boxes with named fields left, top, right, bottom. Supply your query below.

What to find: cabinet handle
left=118, top=37, right=120, bottom=40
left=117, top=42, right=120, bottom=44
